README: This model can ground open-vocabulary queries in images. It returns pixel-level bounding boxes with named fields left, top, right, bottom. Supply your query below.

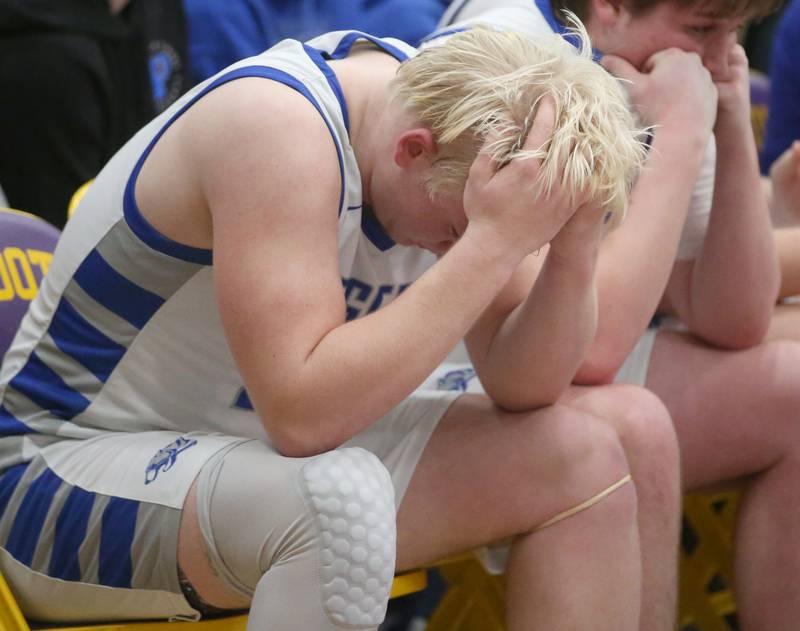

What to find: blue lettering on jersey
left=232, top=387, right=254, bottom=411
left=437, top=367, right=477, bottom=392
left=144, top=436, right=198, bottom=485
left=230, top=280, right=413, bottom=412
left=342, top=278, right=409, bottom=320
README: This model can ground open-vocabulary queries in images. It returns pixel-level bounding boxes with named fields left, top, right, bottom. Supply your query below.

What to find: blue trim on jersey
left=126, top=62, right=350, bottom=243
left=535, top=0, right=569, bottom=35
left=440, top=0, right=471, bottom=26
left=10, top=352, right=91, bottom=420
left=5, top=468, right=62, bottom=567
left=99, top=496, right=139, bottom=588
left=303, top=44, right=350, bottom=133
left=534, top=0, right=601, bottom=58
left=0, top=406, right=36, bottom=436
left=49, top=484, right=96, bottom=582
left=361, top=212, right=396, bottom=251
left=48, top=298, right=127, bottom=383
left=0, top=463, right=27, bottom=522
left=74, top=250, right=165, bottom=330
left=122, top=191, right=213, bottom=265
left=419, top=26, right=469, bottom=44
left=326, top=31, right=410, bottom=62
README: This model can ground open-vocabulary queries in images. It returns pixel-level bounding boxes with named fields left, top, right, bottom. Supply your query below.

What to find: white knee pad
left=196, top=442, right=396, bottom=629
left=301, top=447, right=397, bottom=627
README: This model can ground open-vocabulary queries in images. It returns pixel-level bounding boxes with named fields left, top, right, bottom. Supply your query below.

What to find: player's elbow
left=724, top=320, right=770, bottom=349
left=262, top=398, right=338, bottom=458
left=573, top=357, right=618, bottom=386
left=694, top=319, right=769, bottom=351
left=484, top=380, right=566, bottom=413
left=267, top=420, right=332, bottom=458
left=573, top=341, right=627, bottom=386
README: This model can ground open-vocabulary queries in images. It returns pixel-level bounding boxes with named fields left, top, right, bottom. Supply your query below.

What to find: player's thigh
left=396, top=393, right=632, bottom=570
left=646, top=329, right=800, bottom=489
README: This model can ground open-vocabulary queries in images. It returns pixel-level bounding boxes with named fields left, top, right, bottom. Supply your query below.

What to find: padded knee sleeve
left=196, top=442, right=396, bottom=630
left=302, top=447, right=397, bottom=626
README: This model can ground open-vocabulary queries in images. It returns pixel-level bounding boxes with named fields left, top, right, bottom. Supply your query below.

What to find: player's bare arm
left=664, top=39, right=778, bottom=348
left=183, top=79, right=569, bottom=457
left=573, top=49, right=717, bottom=381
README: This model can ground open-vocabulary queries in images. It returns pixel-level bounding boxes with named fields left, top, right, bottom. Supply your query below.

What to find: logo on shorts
left=145, top=436, right=198, bottom=485
left=436, top=367, right=477, bottom=392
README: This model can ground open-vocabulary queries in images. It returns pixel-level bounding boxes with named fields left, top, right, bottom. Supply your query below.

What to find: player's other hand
left=709, top=37, right=751, bottom=123
left=602, top=49, right=717, bottom=140
left=771, top=141, right=800, bottom=222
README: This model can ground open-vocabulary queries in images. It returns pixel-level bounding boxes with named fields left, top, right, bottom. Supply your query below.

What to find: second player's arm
left=664, top=43, right=779, bottom=348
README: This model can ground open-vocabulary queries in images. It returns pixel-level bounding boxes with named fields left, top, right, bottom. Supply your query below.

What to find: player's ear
left=591, top=0, right=624, bottom=28
left=394, top=128, right=437, bottom=167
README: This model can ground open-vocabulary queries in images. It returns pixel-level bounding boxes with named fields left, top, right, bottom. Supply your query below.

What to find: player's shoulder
left=190, top=75, right=331, bottom=144
left=182, top=75, right=341, bottom=191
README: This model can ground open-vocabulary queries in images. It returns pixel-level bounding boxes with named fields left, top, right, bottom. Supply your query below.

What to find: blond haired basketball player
left=0, top=27, right=676, bottom=630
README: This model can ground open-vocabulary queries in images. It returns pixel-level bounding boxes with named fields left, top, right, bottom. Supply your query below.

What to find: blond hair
left=391, top=21, right=648, bottom=228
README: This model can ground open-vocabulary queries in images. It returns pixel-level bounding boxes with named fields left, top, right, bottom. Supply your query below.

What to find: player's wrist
left=714, top=97, right=751, bottom=131
left=457, top=223, right=528, bottom=272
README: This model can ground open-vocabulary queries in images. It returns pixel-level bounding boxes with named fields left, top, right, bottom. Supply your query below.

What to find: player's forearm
left=260, top=229, right=521, bottom=456
left=579, top=128, right=706, bottom=379
left=471, top=241, right=599, bottom=410
left=686, top=119, right=778, bottom=346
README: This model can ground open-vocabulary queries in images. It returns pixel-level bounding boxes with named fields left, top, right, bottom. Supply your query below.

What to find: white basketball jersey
left=0, top=31, right=437, bottom=471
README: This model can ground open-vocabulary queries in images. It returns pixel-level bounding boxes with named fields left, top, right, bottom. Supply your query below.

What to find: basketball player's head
left=550, top=0, right=782, bottom=77
left=390, top=24, right=648, bottom=230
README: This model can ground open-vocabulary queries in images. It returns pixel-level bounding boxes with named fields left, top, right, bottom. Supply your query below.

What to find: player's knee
left=607, top=384, right=679, bottom=466
left=537, top=411, right=633, bottom=519
left=301, top=447, right=397, bottom=627
left=534, top=414, right=637, bottom=531
left=199, top=443, right=397, bottom=627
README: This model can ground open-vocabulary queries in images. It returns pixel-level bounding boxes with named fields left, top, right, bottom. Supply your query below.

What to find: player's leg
left=179, top=391, right=645, bottom=630
left=394, top=392, right=642, bottom=630
left=561, top=384, right=681, bottom=631
left=180, top=441, right=400, bottom=630
left=426, top=353, right=680, bottom=630
left=646, top=330, right=800, bottom=631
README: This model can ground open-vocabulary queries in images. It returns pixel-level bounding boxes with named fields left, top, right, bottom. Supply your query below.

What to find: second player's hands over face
left=460, top=95, right=592, bottom=261
left=601, top=49, right=718, bottom=140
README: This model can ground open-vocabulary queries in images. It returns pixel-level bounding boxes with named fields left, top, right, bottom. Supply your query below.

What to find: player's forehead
left=654, top=0, right=780, bottom=21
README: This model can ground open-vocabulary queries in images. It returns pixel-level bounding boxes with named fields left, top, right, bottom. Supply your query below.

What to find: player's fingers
left=468, top=128, right=505, bottom=186
left=522, top=94, right=556, bottom=156
left=600, top=53, right=641, bottom=83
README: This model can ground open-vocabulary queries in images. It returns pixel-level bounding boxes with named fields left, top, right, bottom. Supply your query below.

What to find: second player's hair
left=552, top=0, right=781, bottom=24
left=391, top=22, right=648, bottom=227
